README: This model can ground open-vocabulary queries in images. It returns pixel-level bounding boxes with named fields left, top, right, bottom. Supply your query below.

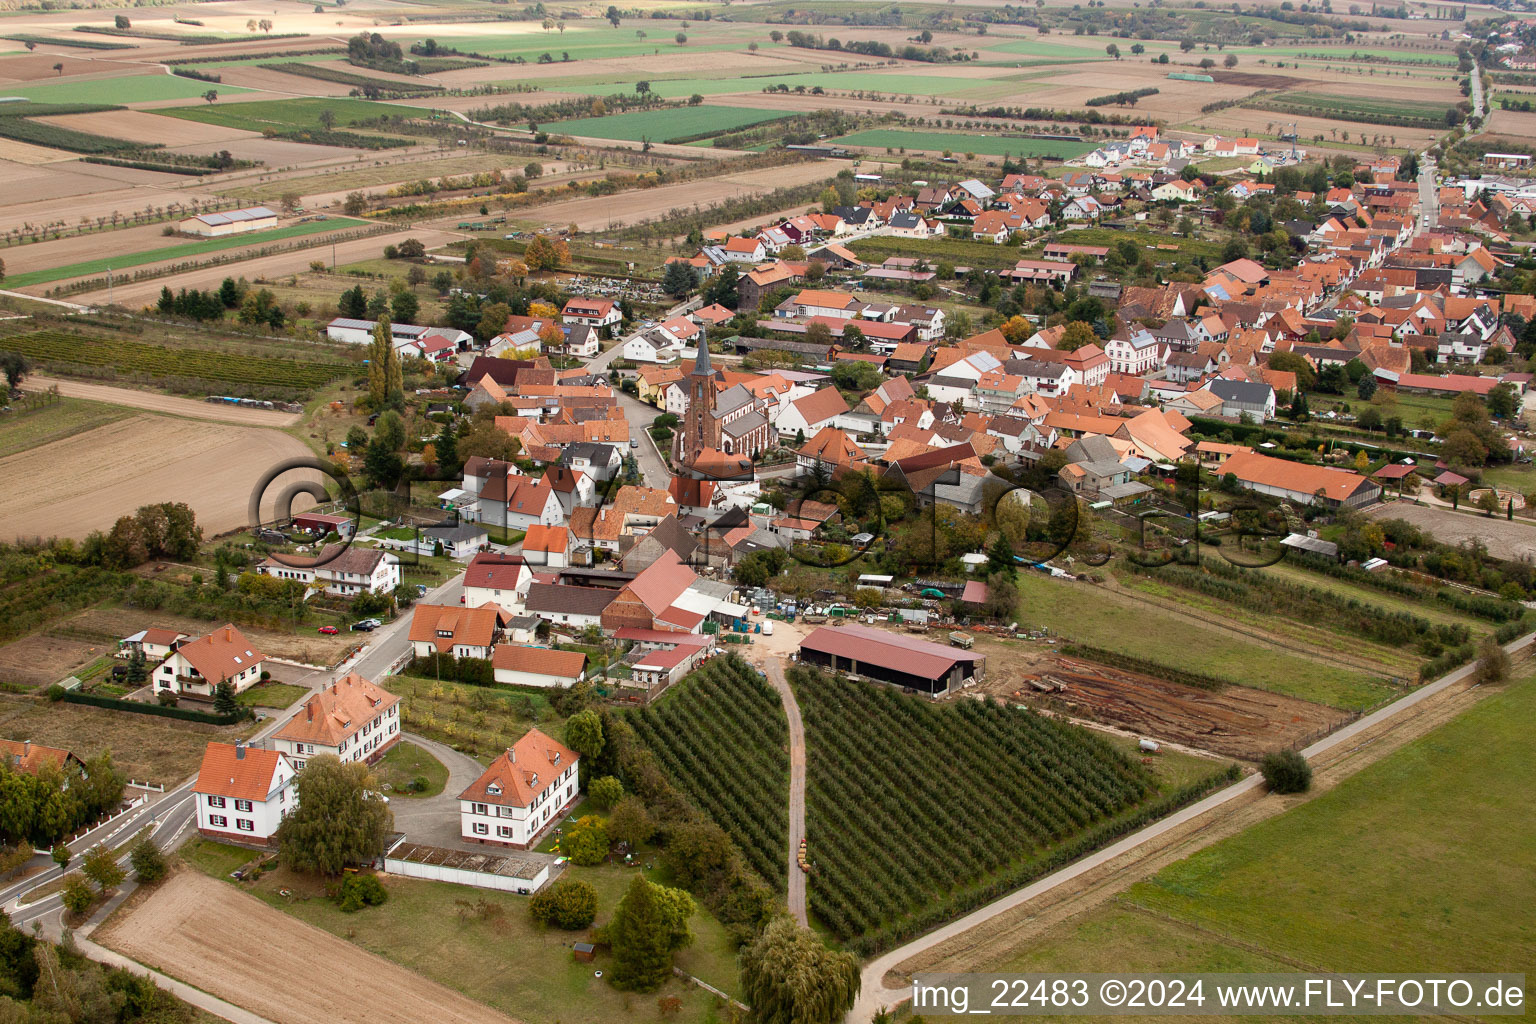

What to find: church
left=672, top=343, right=774, bottom=474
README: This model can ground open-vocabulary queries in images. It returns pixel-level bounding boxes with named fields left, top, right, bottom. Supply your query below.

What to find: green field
left=549, top=70, right=1022, bottom=100
left=986, top=671, right=1536, bottom=1000
left=4, top=217, right=365, bottom=288
left=985, top=38, right=1111, bottom=59
left=1246, top=90, right=1454, bottom=126
left=405, top=23, right=774, bottom=63
left=0, top=396, right=131, bottom=459
left=1245, top=45, right=1458, bottom=65
left=548, top=104, right=792, bottom=142
left=157, top=96, right=413, bottom=133
left=832, top=128, right=1095, bottom=159
left=3, top=74, right=252, bottom=105
left=1014, top=573, right=1396, bottom=710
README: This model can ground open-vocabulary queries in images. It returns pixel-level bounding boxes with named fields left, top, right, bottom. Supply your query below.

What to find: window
left=294, top=759, right=306, bottom=770
left=236, top=819, right=255, bottom=832
left=207, top=796, right=226, bottom=808
left=235, top=799, right=252, bottom=812
left=472, top=822, right=488, bottom=835
left=473, top=802, right=488, bottom=814
left=209, top=815, right=227, bottom=827
left=497, top=826, right=513, bottom=838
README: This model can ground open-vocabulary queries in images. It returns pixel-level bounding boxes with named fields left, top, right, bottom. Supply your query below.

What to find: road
left=21, top=377, right=300, bottom=428
left=1418, top=154, right=1439, bottom=233
left=846, top=630, right=1536, bottom=1022
left=762, top=658, right=807, bottom=927
left=1470, top=63, right=1485, bottom=122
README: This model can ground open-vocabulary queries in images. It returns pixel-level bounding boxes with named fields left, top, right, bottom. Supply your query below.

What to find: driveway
left=386, top=732, right=487, bottom=851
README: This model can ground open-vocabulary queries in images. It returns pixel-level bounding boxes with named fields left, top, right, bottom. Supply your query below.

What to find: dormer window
left=487, top=782, right=502, bottom=796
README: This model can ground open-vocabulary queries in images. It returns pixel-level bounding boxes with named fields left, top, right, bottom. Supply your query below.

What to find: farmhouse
left=1222, top=452, right=1382, bottom=509
left=459, top=728, right=579, bottom=849
left=179, top=206, right=277, bottom=237
left=491, top=645, right=587, bottom=688
left=272, top=674, right=401, bottom=770
left=290, top=512, right=354, bottom=538
left=799, top=623, right=985, bottom=695
left=154, top=625, right=265, bottom=698
left=193, top=741, right=294, bottom=846
left=256, top=545, right=401, bottom=598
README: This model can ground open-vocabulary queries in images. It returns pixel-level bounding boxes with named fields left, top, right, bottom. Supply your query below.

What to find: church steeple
left=691, top=336, right=712, bottom=377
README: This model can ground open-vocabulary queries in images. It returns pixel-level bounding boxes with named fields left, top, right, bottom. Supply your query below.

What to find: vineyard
left=793, top=665, right=1173, bottom=954
left=629, top=655, right=789, bottom=889
left=0, top=331, right=353, bottom=395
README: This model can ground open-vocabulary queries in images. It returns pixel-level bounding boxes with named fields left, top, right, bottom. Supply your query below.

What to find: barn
left=798, top=624, right=985, bottom=695
left=178, top=206, right=278, bottom=237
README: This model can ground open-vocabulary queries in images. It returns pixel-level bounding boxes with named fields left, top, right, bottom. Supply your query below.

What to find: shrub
left=82, top=844, right=125, bottom=891
left=1259, top=749, right=1312, bottom=794
left=1474, top=637, right=1511, bottom=685
left=528, top=877, right=598, bottom=929
left=562, top=815, right=608, bottom=866
left=337, top=872, right=389, bottom=912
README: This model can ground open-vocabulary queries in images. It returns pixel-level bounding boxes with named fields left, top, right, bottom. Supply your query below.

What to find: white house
left=462, top=552, right=533, bottom=614
left=256, top=545, right=400, bottom=598
left=118, top=628, right=189, bottom=663
left=179, top=206, right=277, bottom=238
left=459, top=728, right=580, bottom=849
left=193, top=741, right=294, bottom=846
left=720, top=236, right=767, bottom=263
left=491, top=645, right=587, bottom=688
left=622, top=327, right=683, bottom=364
left=408, top=603, right=500, bottom=660
left=521, top=524, right=570, bottom=568
left=324, top=318, right=454, bottom=348
left=271, top=673, right=401, bottom=770
left=776, top=388, right=851, bottom=439
left=561, top=298, right=622, bottom=334
left=154, top=625, right=265, bottom=698
left=1103, top=327, right=1164, bottom=375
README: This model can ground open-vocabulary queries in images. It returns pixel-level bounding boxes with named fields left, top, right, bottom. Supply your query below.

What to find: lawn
left=548, top=104, right=794, bottom=143
left=0, top=396, right=131, bottom=459
left=1025, top=225, right=1226, bottom=263
left=989, top=670, right=1536, bottom=989
left=157, top=96, right=415, bottom=133
left=235, top=680, right=308, bottom=709
left=832, top=128, right=1095, bottom=159
left=3, top=217, right=366, bottom=289
left=1014, top=573, right=1397, bottom=710
left=391, top=673, right=561, bottom=764
left=180, top=836, right=262, bottom=880
left=371, top=739, right=448, bottom=798
left=185, top=840, right=744, bottom=1024
left=3, top=74, right=252, bottom=105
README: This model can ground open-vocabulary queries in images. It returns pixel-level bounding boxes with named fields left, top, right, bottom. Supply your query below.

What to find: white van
left=761, top=620, right=774, bottom=636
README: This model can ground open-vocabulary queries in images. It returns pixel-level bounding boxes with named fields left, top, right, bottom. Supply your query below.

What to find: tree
left=675, top=31, right=687, bottom=44
left=662, top=260, right=698, bottom=298
left=60, top=876, right=94, bottom=915
left=343, top=191, right=367, bottom=217
left=130, top=837, right=166, bottom=883
left=1259, top=748, right=1312, bottom=794
left=841, top=323, right=866, bottom=352
left=804, top=321, right=834, bottom=349
left=203, top=89, right=219, bottom=105
left=213, top=680, right=237, bottom=716
left=52, top=63, right=63, bottom=76
left=1267, top=350, right=1316, bottom=390
left=115, top=14, right=130, bottom=28
left=81, top=844, right=125, bottom=892
left=589, top=775, right=623, bottom=811
left=1474, top=636, right=1511, bottom=685
left=740, top=916, right=861, bottom=1024
left=529, top=878, right=598, bottom=929
left=609, top=876, right=694, bottom=992
left=1106, top=43, right=1120, bottom=58
left=457, top=419, right=522, bottom=462
left=275, top=756, right=393, bottom=874
left=0, top=352, right=28, bottom=391
left=1224, top=52, right=1239, bottom=67
left=830, top=359, right=881, bottom=392
left=1356, top=373, right=1377, bottom=400
left=390, top=290, right=419, bottom=324
left=1058, top=320, right=1096, bottom=350
left=51, top=846, right=69, bottom=871
left=607, top=796, right=654, bottom=851
left=562, top=814, right=609, bottom=866
left=564, top=709, right=605, bottom=759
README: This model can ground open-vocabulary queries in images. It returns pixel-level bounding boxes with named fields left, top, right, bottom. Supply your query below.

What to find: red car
left=317, top=625, right=339, bottom=635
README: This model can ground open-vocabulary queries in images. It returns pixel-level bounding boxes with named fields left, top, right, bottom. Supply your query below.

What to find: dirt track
left=0, top=413, right=313, bottom=540
left=96, top=872, right=522, bottom=1024
left=22, top=377, right=300, bottom=426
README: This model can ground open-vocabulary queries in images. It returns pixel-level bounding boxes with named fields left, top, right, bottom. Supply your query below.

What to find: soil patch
left=0, top=631, right=106, bottom=688
left=65, top=605, right=353, bottom=669
left=96, top=871, right=522, bottom=1024
left=20, top=377, right=299, bottom=426
left=1209, top=70, right=1302, bottom=88
left=32, top=110, right=256, bottom=147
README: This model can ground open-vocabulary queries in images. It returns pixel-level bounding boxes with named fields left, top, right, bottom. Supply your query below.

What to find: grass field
left=5, top=75, right=252, bottom=105
left=985, top=38, right=1109, bottom=58
left=1024, top=226, right=1226, bottom=262
left=1244, top=45, right=1459, bottom=65
left=1247, top=90, right=1453, bottom=126
left=550, top=70, right=1015, bottom=100
left=548, top=104, right=792, bottom=143
left=0, top=396, right=131, bottom=459
left=410, top=24, right=773, bottom=63
left=987, top=670, right=1536, bottom=994
left=1015, top=573, right=1396, bottom=710
left=832, top=128, right=1095, bottom=159
left=185, top=841, right=744, bottom=1024
left=4, top=218, right=365, bottom=288
left=371, top=740, right=448, bottom=799
left=158, top=97, right=414, bottom=133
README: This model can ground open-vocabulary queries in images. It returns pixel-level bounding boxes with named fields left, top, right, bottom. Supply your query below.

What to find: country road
left=22, top=376, right=301, bottom=427
left=763, top=658, right=807, bottom=927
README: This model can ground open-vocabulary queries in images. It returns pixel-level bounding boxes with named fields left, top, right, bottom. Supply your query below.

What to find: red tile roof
left=459, top=728, right=577, bottom=807
left=175, top=625, right=264, bottom=684
left=800, top=623, right=982, bottom=679
left=492, top=644, right=586, bottom=680
left=408, top=603, right=500, bottom=652
left=274, top=673, right=398, bottom=748
left=194, top=742, right=286, bottom=802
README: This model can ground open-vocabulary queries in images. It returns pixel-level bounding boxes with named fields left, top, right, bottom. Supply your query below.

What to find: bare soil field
left=0, top=184, right=225, bottom=236
left=0, top=694, right=257, bottom=782
left=34, top=109, right=257, bottom=147
left=0, top=159, right=181, bottom=208
left=2, top=223, right=215, bottom=275
left=502, top=157, right=836, bottom=232
left=20, top=377, right=300, bottom=426
left=1368, top=502, right=1536, bottom=562
left=1186, top=108, right=1444, bottom=149
left=977, top=647, right=1347, bottom=760
left=0, top=631, right=107, bottom=688
left=0, top=140, right=74, bottom=165
left=212, top=65, right=358, bottom=96
left=66, top=605, right=355, bottom=667
left=0, top=413, right=314, bottom=540
left=1486, top=107, right=1536, bottom=137
left=0, top=53, right=142, bottom=82
left=162, top=135, right=383, bottom=166
left=99, top=871, right=522, bottom=1024
left=74, top=226, right=458, bottom=306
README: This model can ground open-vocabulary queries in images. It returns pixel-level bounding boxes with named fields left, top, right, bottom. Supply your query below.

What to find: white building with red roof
left=561, top=298, right=622, bottom=333
left=272, top=673, right=400, bottom=770
left=154, top=624, right=265, bottom=698
left=193, top=741, right=295, bottom=845
left=459, top=728, right=579, bottom=848
left=461, top=552, right=533, bottom=613
left=491, top=644, right=587, bottom=689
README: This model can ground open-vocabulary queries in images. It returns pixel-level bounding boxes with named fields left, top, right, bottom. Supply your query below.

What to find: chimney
left=22, top=740, right=29, bottom=758
left=508, top=746, right=515, bottom=763
left=235, top=741, right=246, bottom=760
left=307, top=700, right=314, bottom=722
left=224, top=626, right=233, bottom=643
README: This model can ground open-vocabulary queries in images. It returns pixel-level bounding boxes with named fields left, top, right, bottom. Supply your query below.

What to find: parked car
left=630, top=438, right=640, bottom=448
left=351, top=621, right=376, bottom=632
left=317, top=625, right=339, bottom=635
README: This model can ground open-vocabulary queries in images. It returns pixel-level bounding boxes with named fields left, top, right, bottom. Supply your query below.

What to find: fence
left=56, top=795, right=147, bottom=848
left=125, top=780, right=165, bottom=793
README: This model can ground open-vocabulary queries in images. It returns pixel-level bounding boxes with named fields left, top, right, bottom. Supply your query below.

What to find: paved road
left=1470, top=64, right=1485, bottom=121
left=1418, top=155, right=1439, bottom=232
left=846, top=631, right=1536, bottom=1022
left=763, top=658, right=807, bottom=927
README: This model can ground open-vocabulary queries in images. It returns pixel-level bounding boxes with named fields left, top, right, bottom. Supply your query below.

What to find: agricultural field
left=832, top=129, right=1096, bottom=159
left=1246, top=90, right=1455, bottom=127
left=1238, top=44, right=1459, bottom=65
left=383, top=23, right=774, bottom=64
left=213, top=152, right=526, bottom=204
left=1, top=75, right=252, bottom=105
left=157, top=97, right=415, bottom=134
left=548, top=104, right=793, bottom=143
left=552, top=70, right=1018, bottom=100
left=629, top=655, right=789, bottom=889
left=0, top=395, right=130, bottom=459
left=974, top=670, right=1536, bottom=994
left=0, top=331, right=354, bottom=394
left=792, top=663, right=1229, bottom=954
left=5, top=218, right=366, bottom=289
left=392, top=673, right=561, bottom=765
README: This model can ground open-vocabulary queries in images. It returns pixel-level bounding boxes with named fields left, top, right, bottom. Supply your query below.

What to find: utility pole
left=107, top=266, right=113, bottom=307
